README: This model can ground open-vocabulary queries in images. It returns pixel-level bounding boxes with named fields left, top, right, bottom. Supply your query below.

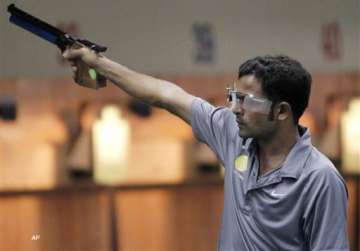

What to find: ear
left=275, top=102, right=292, bottom=121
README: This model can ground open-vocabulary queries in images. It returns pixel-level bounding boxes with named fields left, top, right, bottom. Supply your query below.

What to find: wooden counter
left=0, top=175, right=358, bottom=251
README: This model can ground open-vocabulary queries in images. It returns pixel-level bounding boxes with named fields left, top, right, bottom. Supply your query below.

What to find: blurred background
left=0, top=0, right=359, bottom=250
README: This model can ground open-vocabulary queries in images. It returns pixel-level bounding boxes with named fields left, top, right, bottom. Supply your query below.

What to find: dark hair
left=238, top=55, right=312, bottom=124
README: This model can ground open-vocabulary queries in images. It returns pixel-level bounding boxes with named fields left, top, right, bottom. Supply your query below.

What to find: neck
left=257, top=125, right=300, bottom=175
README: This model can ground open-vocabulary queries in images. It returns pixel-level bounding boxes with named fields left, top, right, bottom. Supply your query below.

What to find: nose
left=230, top=102, right=245, bottom=115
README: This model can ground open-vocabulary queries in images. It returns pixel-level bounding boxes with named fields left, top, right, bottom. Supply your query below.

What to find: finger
left=62, top=48, right=84, bottom=60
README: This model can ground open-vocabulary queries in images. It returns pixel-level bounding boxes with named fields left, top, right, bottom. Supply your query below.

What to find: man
left=63, top=48, right=349, bottom=250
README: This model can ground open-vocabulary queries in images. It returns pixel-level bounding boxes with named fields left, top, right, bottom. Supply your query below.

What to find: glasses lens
left=243, top=95, right=272, bottom=114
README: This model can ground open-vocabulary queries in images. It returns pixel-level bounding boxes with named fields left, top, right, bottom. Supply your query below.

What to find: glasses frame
left=226, top=87, right=273, bottom=114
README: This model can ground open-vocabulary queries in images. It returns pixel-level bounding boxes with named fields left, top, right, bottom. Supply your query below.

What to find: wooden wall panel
left=0, top=195, right=42, bottom=251
left=346, top=177, right=359, bottom=251
left=0, top=186, right=223, bottom=251
left=0, top=190, right=111, bottom=251
left=114, top=185, right=223, bottom=251
left=168, top=185, right=223, bottom=251
left=115, top=189, right=175, bottom=251
left=0, top=182, right=357, bottom=251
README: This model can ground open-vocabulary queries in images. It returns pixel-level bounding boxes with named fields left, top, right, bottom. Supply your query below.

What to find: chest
left=226, top=153, right=305, bottom=235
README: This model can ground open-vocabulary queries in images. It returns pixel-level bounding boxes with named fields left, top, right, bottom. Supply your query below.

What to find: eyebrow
left=231, top=91, right=249, bottom=98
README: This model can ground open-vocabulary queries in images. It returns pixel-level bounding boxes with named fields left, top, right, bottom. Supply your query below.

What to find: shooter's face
left=232, top=75, right=278, bottom=140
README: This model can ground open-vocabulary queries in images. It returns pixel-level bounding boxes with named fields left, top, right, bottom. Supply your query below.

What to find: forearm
left=63, top=47, right=195, bottom=123
left=93, top=56, right=180, bottom=107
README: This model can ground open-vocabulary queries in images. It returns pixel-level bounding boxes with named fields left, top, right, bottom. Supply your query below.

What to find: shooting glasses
left=227, top=87, right=272, bottom=114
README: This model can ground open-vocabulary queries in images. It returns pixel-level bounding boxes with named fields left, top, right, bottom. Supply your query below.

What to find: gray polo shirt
left=190, top=98, right=349, bottom=251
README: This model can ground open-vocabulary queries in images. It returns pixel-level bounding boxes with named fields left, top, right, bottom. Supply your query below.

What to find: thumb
left=62, top=47, right=86, bottom=60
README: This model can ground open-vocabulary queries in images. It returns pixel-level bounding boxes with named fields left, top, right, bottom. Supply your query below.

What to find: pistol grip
left=72, top=43, right=107, bottom=89
left=74, top=60, right=106, bottom=89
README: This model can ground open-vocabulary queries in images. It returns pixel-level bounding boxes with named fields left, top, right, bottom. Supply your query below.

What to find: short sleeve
left=303, top=168, right=349, bottom=251
left=190, top=97, right=238, bottom=165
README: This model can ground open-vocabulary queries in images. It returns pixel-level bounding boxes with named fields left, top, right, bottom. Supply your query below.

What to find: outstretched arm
left=63, top=47, right=196, bottom=124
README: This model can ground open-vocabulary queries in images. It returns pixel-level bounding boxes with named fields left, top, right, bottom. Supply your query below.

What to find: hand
left=62, top=45, right=107, bottom=88
left=62, top=45, right=100, bottom=74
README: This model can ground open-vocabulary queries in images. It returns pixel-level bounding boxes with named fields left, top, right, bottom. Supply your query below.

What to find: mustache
left=236, top=117, right=246, bottom=125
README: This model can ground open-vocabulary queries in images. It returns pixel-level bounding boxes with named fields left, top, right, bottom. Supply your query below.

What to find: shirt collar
left=279, top=126, right=313, bottom=179
left=246, top=125, right=313, bottom=180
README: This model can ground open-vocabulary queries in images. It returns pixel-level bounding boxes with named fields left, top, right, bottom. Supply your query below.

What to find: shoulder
left=303, top=147, right=347, bottom=192
left=190, top=97, right=240, bottom=150
left=191, top=98, right=236, bottom=126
